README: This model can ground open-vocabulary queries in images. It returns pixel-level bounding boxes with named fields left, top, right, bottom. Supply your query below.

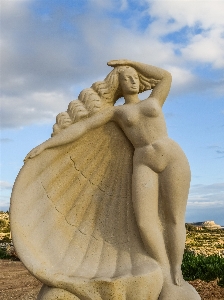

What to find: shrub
left=0, top=248, right=11, bottom=259
left=0, top=219, right=6, bottom=228
left=185, top=224, right=197, bottom=231
left=1, top=236, right=11, bottom=243
left=182, top=250, right=224, bottom=287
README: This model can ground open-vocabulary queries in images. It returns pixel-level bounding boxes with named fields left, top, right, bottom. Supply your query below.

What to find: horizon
left=1, top=0, right=224, bottom=225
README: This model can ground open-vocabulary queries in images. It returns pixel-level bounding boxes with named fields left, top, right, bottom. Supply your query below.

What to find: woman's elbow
left=163, top=70, right=172, bottom=82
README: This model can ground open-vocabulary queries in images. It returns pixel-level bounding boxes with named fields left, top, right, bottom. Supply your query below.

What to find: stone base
left=37, top=268, right=163, bottom=300
left=37, top=276, right=201, bottom=300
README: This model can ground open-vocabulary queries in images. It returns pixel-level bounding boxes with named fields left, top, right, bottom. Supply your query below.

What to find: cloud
left=207, top=145, right=224, bottom=159
left=165, top=66, right=197, bottom=95
left=0, top=182, right=12, bottom=212
left=1, top=0, right=224, bottom=129
left=207, top=144, right=221, bottom=149
left=0, top=195, right=10, bottom=212
left=0, top=181, right=13, bottom=190
left=1, top=91, right=73, bottom=128
left=146, top=0, right=224, bottom=67
left=147, top=0, right=224, bottom=31
left=188, top=182, right=224, bottom=208
left=0, top=138, right=13, bottom=143
left=181, top=29, right=224, bottom=68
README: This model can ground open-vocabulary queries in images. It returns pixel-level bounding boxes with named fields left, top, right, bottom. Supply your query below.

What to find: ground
left=1, top=259, right=224, bottom=300
left=0, top=260, right=41, bottom=300
left=186, top=228, right=224, bottom=257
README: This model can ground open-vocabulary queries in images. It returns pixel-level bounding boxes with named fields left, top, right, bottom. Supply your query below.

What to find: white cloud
left=1, top=0, right=30, bottom=14
left=1, top=91, right=72, bottom=128
left=188, top=182, right=224, bottom=207
left=1, top=0, right=224, bottom=129
left=181, top=29, right=224, bottom=68
left=166, top=66, right=196, bottom=94
left=148, top=0, right=224, bottom=29
left=0, top=181, right=13, bottom=190
left=146, top=0, right=224, bottom=67
left=186, top=182, right=224, bottom=224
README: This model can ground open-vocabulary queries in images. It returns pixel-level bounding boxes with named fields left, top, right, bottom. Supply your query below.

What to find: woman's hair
left=51, top=112, right=72, bottom=137
left=51, top=65, right=160, bottom=136
left=67, top=100, right=89, bottom=122
left=91, top=66, right=160, bottom=105
left=78, top=88, right=103, bottom=115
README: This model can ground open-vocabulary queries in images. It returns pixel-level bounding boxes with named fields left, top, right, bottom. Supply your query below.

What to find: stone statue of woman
left=11, top=60, right=200, bottom=300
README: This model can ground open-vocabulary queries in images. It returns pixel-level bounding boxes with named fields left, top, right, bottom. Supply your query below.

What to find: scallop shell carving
left=10, top=122, right=162, bottom=298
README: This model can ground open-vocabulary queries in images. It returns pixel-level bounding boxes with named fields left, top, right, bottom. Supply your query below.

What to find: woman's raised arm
left=24, top=107, right=115, bottom=161
left=108, top=59, right=172, bottom=106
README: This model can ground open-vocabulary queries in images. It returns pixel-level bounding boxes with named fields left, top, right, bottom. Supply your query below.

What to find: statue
left=10, top=60, right=201, bottom=300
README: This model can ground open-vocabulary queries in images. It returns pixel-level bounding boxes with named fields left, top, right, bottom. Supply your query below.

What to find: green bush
left=182, top=250, right=224, bottom=287
left=0, top=248, right=11, bottom=259
left=0, top=244, right=19, bottom=260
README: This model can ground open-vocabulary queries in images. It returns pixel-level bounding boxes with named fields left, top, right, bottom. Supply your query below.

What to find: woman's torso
left=113, top=97, right=187, bottom=173
left=114, top=97, right=168, bottom=148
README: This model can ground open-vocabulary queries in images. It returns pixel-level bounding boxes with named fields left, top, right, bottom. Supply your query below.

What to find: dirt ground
left=1, top=259, right=224, bottom=300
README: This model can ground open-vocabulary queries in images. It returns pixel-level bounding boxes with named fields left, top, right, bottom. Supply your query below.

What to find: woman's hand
left=24, top=144, right=46, bottom=162
left=107, top=59, right=131, bottom=67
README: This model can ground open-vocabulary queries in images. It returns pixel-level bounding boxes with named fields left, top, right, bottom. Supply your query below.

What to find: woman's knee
left=137, top=216, right=160, bottom=234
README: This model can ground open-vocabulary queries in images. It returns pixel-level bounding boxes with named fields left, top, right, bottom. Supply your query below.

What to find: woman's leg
left=37, top=285, right=80, bottom=300
left=159, top=155, right=191, bottom=286
left=132, top=162, right=169, bottom=269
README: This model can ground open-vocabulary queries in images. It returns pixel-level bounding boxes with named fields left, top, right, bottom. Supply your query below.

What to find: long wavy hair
left=52, top=66, right=160, bottom=136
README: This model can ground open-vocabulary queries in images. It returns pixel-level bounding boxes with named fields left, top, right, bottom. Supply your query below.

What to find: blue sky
left=1, top=0, right=224, bottom=224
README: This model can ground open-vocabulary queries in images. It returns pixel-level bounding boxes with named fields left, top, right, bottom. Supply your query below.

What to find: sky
left=0, top=0, right=224, bottom=225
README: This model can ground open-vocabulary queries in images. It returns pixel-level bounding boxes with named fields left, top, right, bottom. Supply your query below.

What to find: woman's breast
left=123, top=112, right=140, bottom=127
left=140, top=99, right=161, bottom=118
left=116, top=107, right=140, bottom=127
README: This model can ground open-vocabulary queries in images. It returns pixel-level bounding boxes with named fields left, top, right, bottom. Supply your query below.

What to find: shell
left=10, top=122, right=162, bottom=298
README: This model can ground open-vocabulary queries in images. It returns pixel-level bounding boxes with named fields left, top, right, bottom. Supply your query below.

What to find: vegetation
left=183, top=226, right=224, bottom=287
left=0, top=211, right=15, bottom=259
left=182, top=250, right=224, bottom=287
left=0, top=248, right=11, bottom=259
left=0, top=211, right=10, bottom=235
left=185, top=227, right=224, bottom=257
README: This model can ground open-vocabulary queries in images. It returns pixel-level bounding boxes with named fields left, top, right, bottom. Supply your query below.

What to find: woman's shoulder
left=140, top=96, right=161, bottom=106
left=113, top=104, right=124, bottom=114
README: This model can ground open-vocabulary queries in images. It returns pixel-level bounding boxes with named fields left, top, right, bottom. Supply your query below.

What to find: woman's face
left=119, top=67, right=139, bottom=95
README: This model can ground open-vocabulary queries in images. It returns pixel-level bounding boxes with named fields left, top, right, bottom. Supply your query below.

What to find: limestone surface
left=11, top=60, right=201, bottom=299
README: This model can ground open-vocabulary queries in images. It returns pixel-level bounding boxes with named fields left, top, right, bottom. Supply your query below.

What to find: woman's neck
left=124, top=94, right=140, bottom=104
